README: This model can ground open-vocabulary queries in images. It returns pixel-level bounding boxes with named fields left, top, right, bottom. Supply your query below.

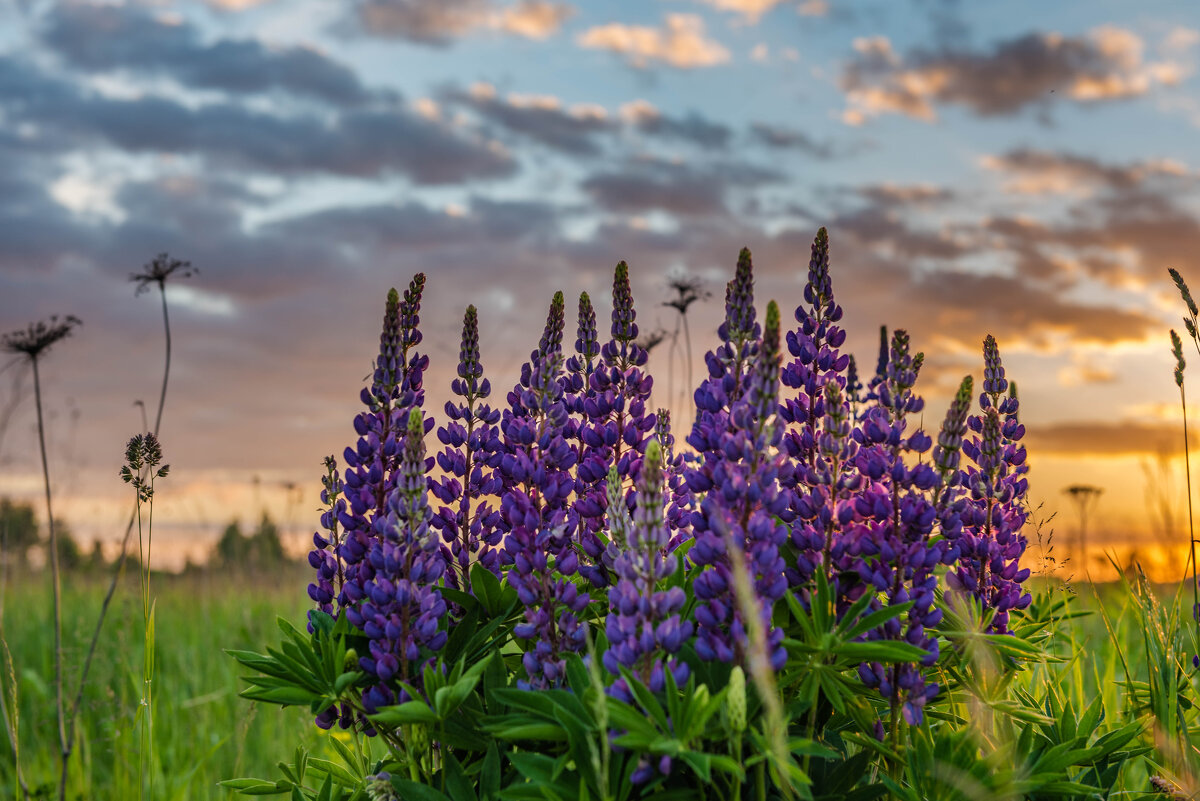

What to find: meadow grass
left=6, top=566, right=1198, bottom=798
left=1, top=567, right=368, bottom=800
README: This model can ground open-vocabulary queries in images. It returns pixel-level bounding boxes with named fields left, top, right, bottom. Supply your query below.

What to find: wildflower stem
left=154, top=284, right=171, bottom=436
left=30, top=358, right=67, bottom=800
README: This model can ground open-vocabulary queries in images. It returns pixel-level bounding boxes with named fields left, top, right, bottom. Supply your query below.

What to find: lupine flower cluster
left=307, top=227, right=1032, bottom=738
left=431, top=305, right=503, bottom=585
left=573, top=263, right=657, bottom=587
left=949, top=335, right=1031, bottom=634
left=498, top=293, right=590, bottom=688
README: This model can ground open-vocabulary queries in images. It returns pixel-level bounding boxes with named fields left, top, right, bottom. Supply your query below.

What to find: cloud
left=42, top=3, right=373, bottom=106
left=493, top=1, right=575, bottom=39
left=620, top=101, right=732, bottom=149
left=1025, top=420, right=1182, bottom=457
left=442, top=83, right=615, bottom=155
left=578, top=14, right=730, bottom=69
left=980, top=148, right=1190, bottom=195
left=749, top=122, right=868, bottom=159
left=581, top=157, right=779, bottom=217
left=205, top=0, right=276, bottom=9
left=840, top=27, right=1187, bottom=124
left=690, top=0, right=785, bottom=24
left=354, top=0, right=573, bottom=45
left=0, top=56, right=515, bottom=184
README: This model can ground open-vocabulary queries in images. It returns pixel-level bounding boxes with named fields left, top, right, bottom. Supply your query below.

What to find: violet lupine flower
left=789, top=380, right=861, bottom=590
left=951, top=336, right=1031, bottom=635
left=431, top=305, right=504, bottom=585
left=563, top=292, right=600, bottom=470
left=780, top=227, right=852, bottom=469
left=347, top=408, right=448, bottom=714
left=687, top=301, right=789, bottom=671
left=684, top=249, right=761, bottom=495
left=865, top=325, right=889, bottom=402
left=778, top=228, right=855, bottom=590
left=850, top=330, right=946, bottom=726
left=328, top=277, right=431, bottom=623
left=846, top=354, right=863, bottom=418
left=575, top=263, right=656, bottom=587
left=932, top=376, right=973, bottom=510
left=655, top=409, right=691, bottom=548
left=499, top=294, right=589, bottom=689
left=308, top=455, right=346, bottom=618
left=604, top=439, right=693, bottom=702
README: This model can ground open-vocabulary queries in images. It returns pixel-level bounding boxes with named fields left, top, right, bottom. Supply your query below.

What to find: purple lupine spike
left=432, top=306, right=503, bottom=586
left=933, top=376, right=973, bottom=508
left=865, top=325, right=889, bottom=401
left=952, top=336, right=1030, bottom=635
left=719, top=248, right=758, bottom=344
left=846, top=355, right=862, bottom=412
left=604, top=439, right=693, bottom=703
left=335, top=278, right=429, bottom=618
left=307, top=455, right=346, bottom=618
left=349, top=409, right=448, bottom=714
left=779, top=228, right=853, bottom=589
left=789, top=380, right=860, bottom=589
left=981, top=334, right=1008, bottom=405
left=499, top=299, right=588, bottom=689
left=848, top=328, right=946, bottom=727
left=688, top=300, right=789, bottom=671
left=569, top=291, right=600, bottom=379
left=657, top=408, right=691, bottom=548
left=574, top=263, right=656, bottom=587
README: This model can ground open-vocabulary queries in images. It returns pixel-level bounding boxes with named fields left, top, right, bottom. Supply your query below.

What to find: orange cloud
left=841, top=26, right=1188, bottom=124
left=578, top=14, right=730, bottom=69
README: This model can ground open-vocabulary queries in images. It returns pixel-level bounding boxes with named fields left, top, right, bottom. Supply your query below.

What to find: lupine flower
left=334, top=278, right=431, bottom=622
left=849, top=330, right=945, bottom=726
left=951, top=335, right=1031, bottom=635
left=688, top=301, right=789, bottom=670
left=780, top=227, right=851, bottom=468
left=846, top=354, right=863, bottom=416
left=779, top=229, right=855, bottom=590
left=575, top=263, right=656, bottom=587
left=308, top=456, right=346, bottom=617
left=499, top=293, right=589, bottom=689
left=789, top=380, right=860, bottom=590
left=431, top=306, right=504, bottom=584
left=932, top=376, right=974, bottom=510
left=604, top=439, right=693, bottom=702
left=865, top=325, right=889, bottom=401
left=347, top=408, right=448, bottom=714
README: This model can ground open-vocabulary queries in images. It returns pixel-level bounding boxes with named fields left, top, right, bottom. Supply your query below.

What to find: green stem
left=32, top=360, right=68, bottom=801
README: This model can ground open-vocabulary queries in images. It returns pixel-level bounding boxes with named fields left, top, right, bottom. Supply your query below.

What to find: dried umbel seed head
left=130, top=252, right=197, bottom=296
left=2, top=315, right=82, bottom=360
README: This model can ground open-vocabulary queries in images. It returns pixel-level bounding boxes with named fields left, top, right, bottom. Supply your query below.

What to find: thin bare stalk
left=154, top=286, right=170, bottom=437
left=63, top=261, right=191, bottom=778
left=29, top=359, right=69, bottom=801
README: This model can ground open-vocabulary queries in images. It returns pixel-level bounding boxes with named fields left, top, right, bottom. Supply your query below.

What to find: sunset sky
left=1, top=0, right=1199, bottom=573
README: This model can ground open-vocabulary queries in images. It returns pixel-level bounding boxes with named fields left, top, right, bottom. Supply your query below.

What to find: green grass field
left=0, top=567, right=386, bottom=801
left=4, top=565, right=1198, bottom=799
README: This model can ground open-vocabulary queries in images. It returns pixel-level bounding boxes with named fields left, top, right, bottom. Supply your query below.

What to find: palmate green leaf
left=390, top=778, right=453, bottom=801
left=305, top=758, right=359, bottom=788
left=444, top=752, right=477, bottom=801
left=226, top=649, right=296, bottom=680
left=835, top=641, right=928, bottom=663
left=471, top=563, right=505, bottom=615
left=840, top=602, right=914, bottom=643
left=219, top=777, right=291, bottom=795
left=480, top=742, right=502, bottom=801
left=369, top=700, right=439, bottom=727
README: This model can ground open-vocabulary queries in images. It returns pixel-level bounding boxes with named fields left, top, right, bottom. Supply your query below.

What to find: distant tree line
left=0, top=497, right=295, bottom=572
